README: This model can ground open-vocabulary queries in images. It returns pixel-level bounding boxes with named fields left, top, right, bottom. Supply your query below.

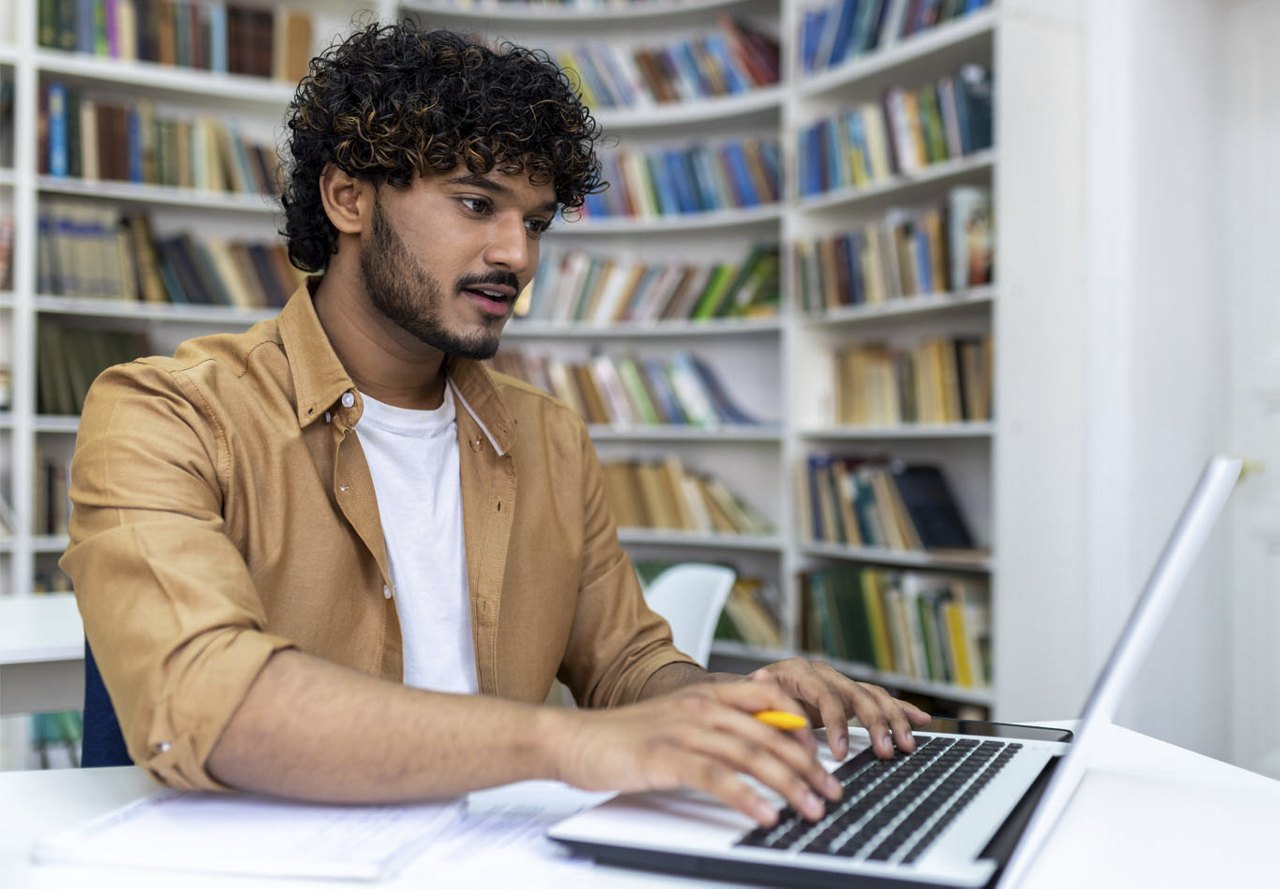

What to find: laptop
left=549, top=455, right=1244, bottom=888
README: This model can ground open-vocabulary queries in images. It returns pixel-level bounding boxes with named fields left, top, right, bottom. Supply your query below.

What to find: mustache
left=457, top=272, right=520, bottom=293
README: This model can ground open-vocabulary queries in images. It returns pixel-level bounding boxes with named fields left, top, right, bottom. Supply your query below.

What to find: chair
left=642, top=563, right=735, bottom=668
left=81, top=640, right=132, bottom=767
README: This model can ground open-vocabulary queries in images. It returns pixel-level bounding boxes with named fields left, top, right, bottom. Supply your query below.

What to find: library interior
left=0, top=0, right=1278, bottom=886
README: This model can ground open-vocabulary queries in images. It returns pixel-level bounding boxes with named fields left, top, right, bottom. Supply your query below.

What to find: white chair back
left=643, top=563, right=735, bottom=668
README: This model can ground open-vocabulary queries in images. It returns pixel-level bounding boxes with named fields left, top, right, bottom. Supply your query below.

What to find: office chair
left=81, top=640, right=132, bottom=767
left=643, top=563, right=735, bottom=668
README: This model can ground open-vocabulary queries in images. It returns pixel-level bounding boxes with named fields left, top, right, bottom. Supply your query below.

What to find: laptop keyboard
left=737, top=736, right=1024, bottom=865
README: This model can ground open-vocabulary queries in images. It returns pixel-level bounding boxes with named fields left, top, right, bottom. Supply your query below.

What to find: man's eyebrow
left=444, top=173, right=559, bottom=214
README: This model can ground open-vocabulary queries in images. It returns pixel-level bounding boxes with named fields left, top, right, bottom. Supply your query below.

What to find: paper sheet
left=32, top=789, right=464, bottom=881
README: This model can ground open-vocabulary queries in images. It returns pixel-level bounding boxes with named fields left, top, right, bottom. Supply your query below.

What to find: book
left=890, top=463, right=976, bottom=550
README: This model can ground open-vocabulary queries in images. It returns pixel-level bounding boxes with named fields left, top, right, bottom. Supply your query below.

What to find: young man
left=63, top=22, right=929, bottom=827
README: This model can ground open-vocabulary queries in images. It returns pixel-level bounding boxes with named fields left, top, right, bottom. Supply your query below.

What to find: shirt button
left=341, top=391, right=356, bottom=409
left=383, top=586, right=393, bottom=599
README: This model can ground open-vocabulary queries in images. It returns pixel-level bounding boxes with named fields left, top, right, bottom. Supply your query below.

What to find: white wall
left=997, top=0, right=1262, bottom=769
left=1221, top=0, right=1280, bottom=779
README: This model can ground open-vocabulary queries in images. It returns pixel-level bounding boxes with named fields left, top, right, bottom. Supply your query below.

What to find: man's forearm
left=206, top=649, right=568, bottom=802
left=638, top=660, right=740, bottom=699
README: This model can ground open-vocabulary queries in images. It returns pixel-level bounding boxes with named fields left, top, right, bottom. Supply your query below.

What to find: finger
left=848, top=682, right=916, bottom=757
left=680, top=708, right=839, bottom=819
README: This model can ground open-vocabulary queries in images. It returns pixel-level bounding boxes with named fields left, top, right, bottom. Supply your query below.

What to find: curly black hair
left=281, top=20, right=606, bottom=273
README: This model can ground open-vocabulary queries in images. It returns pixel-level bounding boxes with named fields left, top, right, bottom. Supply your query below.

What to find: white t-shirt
left=355, top=390, right=478, bottom=694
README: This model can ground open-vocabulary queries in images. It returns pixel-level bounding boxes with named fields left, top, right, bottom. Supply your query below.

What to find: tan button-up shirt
left=62, top=284, right=693, bottom=790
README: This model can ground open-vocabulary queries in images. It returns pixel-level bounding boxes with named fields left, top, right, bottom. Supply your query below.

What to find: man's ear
left=318, top=163, right=373, bottom=235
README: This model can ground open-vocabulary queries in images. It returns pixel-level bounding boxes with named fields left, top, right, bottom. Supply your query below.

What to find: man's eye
left=526, top=218, right=553, bottom=235
left=460, top=197, right=491, bottom=214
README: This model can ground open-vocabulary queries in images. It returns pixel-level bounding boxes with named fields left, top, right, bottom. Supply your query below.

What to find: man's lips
left=463, top=284, right=515, bottom=315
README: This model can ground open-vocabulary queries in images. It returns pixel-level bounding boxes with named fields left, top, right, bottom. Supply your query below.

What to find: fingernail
left=754, top=800, right=778, bottom=826
left=825, top=775, right=842, bottom=798
left=804, top=791, right=823, bottom=818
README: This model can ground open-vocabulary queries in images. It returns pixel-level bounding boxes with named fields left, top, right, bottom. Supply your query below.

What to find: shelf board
left=0, top=291, right=14, bottom=308
left=589, top=424, right=783, bottom=443
left=799, top=422, right=995, bottom=440
left=798, top=150, right=995, bottom=215
left=802, top=541, right=993, bottom=572
left=37, top=176, right=281, bottom=213
left=34, top=294, right=277, bottom=326
left=802, top=288, right=995, bottom=326
left=34, top=416, right=80, bottom=434
left=0, top=168, right=15, bottom=187
left=506, top=315, right=781, bottom=339
left=32, top=535, right=70, bottom=555
left=618, top=528, right=783, bottom=552
left=797, top=8, right=998, bottom=99
left=34, top=49, right=295, bottom=107
left=565, top=203, right=784, bottom=234
left=402, top=0, right=750, bottom=24
left=710, top=641, right=994, bottom=706
left=0, top=412, right=14, bottom=429
left=819, top=655, right=995, bottom=707
left=0, top=537, right=13, bottom=553
left=596, top=86, right=784, bottom=130
left=0, top=43, right=18, bottom=64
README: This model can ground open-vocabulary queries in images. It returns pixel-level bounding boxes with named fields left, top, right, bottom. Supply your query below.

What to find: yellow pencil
left=754, top=710, right=809, bottom=731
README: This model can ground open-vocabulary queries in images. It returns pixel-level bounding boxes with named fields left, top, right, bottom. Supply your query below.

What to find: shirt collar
left=277, top=279, right=358, bottom=429
left=277, top=280, right=517, bottom=455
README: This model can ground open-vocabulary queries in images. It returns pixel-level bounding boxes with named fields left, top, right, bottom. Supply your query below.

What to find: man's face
left=358, top=166, right=558, bottom=360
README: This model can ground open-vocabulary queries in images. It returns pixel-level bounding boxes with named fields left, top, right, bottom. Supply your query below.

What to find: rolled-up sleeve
left=60, top=361, right=294, bottom=790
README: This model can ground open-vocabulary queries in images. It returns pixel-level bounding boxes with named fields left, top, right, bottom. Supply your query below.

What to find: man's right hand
left=544, top=682, right=843, bottom=826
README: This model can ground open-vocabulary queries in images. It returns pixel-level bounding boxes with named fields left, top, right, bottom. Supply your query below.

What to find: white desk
left=2, top=722, right=1279, bottom=887
left=0, top=595, right=85, bottom=717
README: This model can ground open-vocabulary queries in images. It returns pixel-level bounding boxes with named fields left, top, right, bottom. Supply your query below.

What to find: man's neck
left=311, top=269, right=449, bottom=411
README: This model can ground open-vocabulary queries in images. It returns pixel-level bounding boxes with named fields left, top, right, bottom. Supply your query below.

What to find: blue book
left=126, top=106, right=142, bottom=183
left=207, top=2, right=228, bottom=73
left=75, top=0, right=95, bottom=54
left=46, top=83, right=69, bottom=177
left=956, top=65, right=994, bottom=152
left=827, top=0, right=863, bottom=68
left=703, top=34, right=748, bottom=95
left=641, top=358, right=686, bottom=425
left=663, top=149, right=698, bottom=214
left=684, top=354, right=758, bottom=425
left=759, top=140, right=782, bottom=200
left=720, top=141, right=759, bottom=206
left=800, top=6, right=831, bottom=73
left=645, top=152, right=681, bottom=216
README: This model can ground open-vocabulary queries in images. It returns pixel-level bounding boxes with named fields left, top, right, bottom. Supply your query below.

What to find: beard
left=359, top=199, right=513, bottom=361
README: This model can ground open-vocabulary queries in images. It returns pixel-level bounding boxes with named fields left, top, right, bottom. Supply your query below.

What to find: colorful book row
left=556, top=15, right=779, bottom=109
left=796, top=186, right=992, bottom=312
left=801, top=566, right=990, bottom=688
left=798, top=64, right=993, bottom=196
left=834, top=334, right=992, bottom=426
left=37, top=198, right=304, bottom=307
left=584, top=137, right=783, bottom=219
left=800, top=455, right=977, bottom=551
left=799, top=0, right=993, bottom=75
left=518, top=244, right=779, bottom=325
left=40, top=82, right=281, bottom=195
left=602, top=455, right=773, bottom=536
left=37, top=0, right=313, bottom=82
left=487, top=349, right=761, bottom=429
